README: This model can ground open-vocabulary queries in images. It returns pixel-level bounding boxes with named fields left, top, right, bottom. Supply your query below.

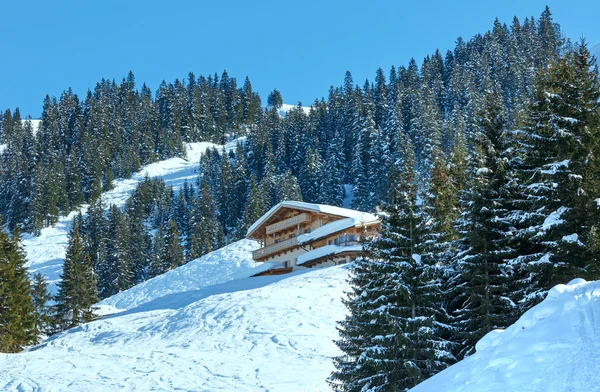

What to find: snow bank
left=23, top=139, right=244, bottom=293
left=99, top=239, right=277, bottom=311
left=411, top=278, right=600, bottom=392
left=0, top=261, right=350, bottom=391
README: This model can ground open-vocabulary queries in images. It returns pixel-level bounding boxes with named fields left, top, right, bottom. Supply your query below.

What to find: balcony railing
left=265, top=213, right=309, bottom=235
left=252, top=236, right=299, bottom=260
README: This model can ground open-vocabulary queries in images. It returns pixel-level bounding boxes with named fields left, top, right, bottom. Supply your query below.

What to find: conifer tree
left=331, top=141, right=453, bottom=391
left=449, top=84, right=518, bottom=359
left=0, top=228, right=37, bottom=352
left=162, top=219, right=184, bottom=271
left=98, top=205, right=132, bottom=298
left=510, top=41, right=600, bottom=308
left=31, top=273, right=53, bottom=339
left=55, top=215, right=98, bottom=329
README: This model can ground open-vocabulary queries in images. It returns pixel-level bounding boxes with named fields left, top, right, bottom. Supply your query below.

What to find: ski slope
left=0, top=248, right=349, bottom=391
left=22, top=140, right=242, bottom=294
left=411, top=278, right=600, bottom=392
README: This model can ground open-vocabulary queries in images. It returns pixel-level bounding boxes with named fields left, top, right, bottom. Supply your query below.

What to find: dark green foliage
left=55, top=215, right=98, bottom=328
left=30, top=273, right=54, bottom=339
left=161, top=219, right=184, bottom=271
left=510, top=40, right=600, bottom=308
left=331, top=142, right=454, bottom=391
left=449, top=84, right=520, bottom=359
left=0, top=228, right=37, bottom=352
left=267, top=89, right=283, bottom=109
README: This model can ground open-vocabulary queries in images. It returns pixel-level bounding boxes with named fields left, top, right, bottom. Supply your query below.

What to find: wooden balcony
left=252, top=236, right=299, bottom=260
left=266, top=213, right=309, bottom=235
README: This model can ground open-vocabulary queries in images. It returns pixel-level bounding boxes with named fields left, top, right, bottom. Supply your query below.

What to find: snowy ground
left=0, top=248, right=349, bottom=391
left=22, top=140, right=242, bottom=294
left=98, top=239, right=276, bottom=312
left=411, top=278, right=600, bottom=391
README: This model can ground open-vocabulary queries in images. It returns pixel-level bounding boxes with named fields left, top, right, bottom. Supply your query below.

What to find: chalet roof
left=246, top=201, right=378, bottom=238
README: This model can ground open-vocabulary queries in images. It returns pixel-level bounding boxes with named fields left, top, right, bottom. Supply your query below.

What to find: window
left=348, top=235, right=355, bottom=242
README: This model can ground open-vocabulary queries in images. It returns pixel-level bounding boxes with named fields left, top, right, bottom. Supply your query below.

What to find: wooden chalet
left=246, top=201, right=380, bottom=274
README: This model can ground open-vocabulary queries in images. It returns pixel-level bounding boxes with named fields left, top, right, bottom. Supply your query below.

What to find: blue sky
left=2, top=0, right=599, bottom=118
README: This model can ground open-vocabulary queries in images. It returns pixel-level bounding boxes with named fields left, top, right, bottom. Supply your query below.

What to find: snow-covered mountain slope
left=98, top=239, right=276, bottom=312
left=0, top=260, right=349, bottom=391
left=411, top=278, right=600, bottom=392
left=22, top=140, right=242, bottom=294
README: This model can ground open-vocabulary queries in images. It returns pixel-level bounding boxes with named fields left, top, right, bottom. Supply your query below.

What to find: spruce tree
left=449, top=84, right=519, bottom=359
left=31, top=273, right=53, bottom=339
left=331, top=141, right=453, bottom=392
left=0, top=228, right=37, bottom=352
left=55, top=216, right=98, bottom=329
left=162, top=219, right=184, bottom=271
left=510, top=41, right=600, bottom=308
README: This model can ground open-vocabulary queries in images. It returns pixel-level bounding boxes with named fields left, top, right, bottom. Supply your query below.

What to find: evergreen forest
left=2, top=7, right=600, bottom=391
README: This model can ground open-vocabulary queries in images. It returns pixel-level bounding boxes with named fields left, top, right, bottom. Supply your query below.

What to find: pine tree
left=187, top=179, right=223, bottom=260
left=55, top=216, right=98, bottom=329
left=162, top=219, right=184, bottom=271
left=98, top=205, right=132, bottom=298
left=510, top=41, right=600, bottom=308
left=449, top=84, right=518, bottom=359
left=331, top=141, right=453, bottom=391
left=0, top=228, right=37, bottom=352
left=31, top=273, right=53, bottom=339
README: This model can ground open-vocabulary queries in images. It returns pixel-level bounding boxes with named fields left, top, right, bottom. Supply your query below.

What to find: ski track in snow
left=22, top=139, right=243, bottom=294
left=0, top=262, right=350, bottom=392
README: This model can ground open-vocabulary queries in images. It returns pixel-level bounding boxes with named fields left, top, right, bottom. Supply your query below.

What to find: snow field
left=0, top=262, right=351, bottom=391
left=411, top=278, right=600, bottom=391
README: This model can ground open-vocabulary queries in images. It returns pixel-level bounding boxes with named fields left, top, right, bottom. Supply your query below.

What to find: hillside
left=21, top=140, right=241, bottom=294
left=0, top=243, right=349, bottom=391
left=411, top=278, right=600, bottom=391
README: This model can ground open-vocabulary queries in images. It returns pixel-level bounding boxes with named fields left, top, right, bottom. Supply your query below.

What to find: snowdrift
left=411, top=278, right=600, bottom=392
left=0, top=245, right=349, bottom=391
left=98, top=239, right=275, bottom=312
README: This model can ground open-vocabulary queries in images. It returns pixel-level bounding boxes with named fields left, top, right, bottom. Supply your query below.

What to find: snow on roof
left=246, top=200, right=378, bottom=237
left=297, top=244, right=363, bottom=266
left=297, top=215, right=378, bottom=244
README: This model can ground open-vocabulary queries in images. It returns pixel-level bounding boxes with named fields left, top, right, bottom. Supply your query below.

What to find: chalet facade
left=246, top=201, right=380, bottom=274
